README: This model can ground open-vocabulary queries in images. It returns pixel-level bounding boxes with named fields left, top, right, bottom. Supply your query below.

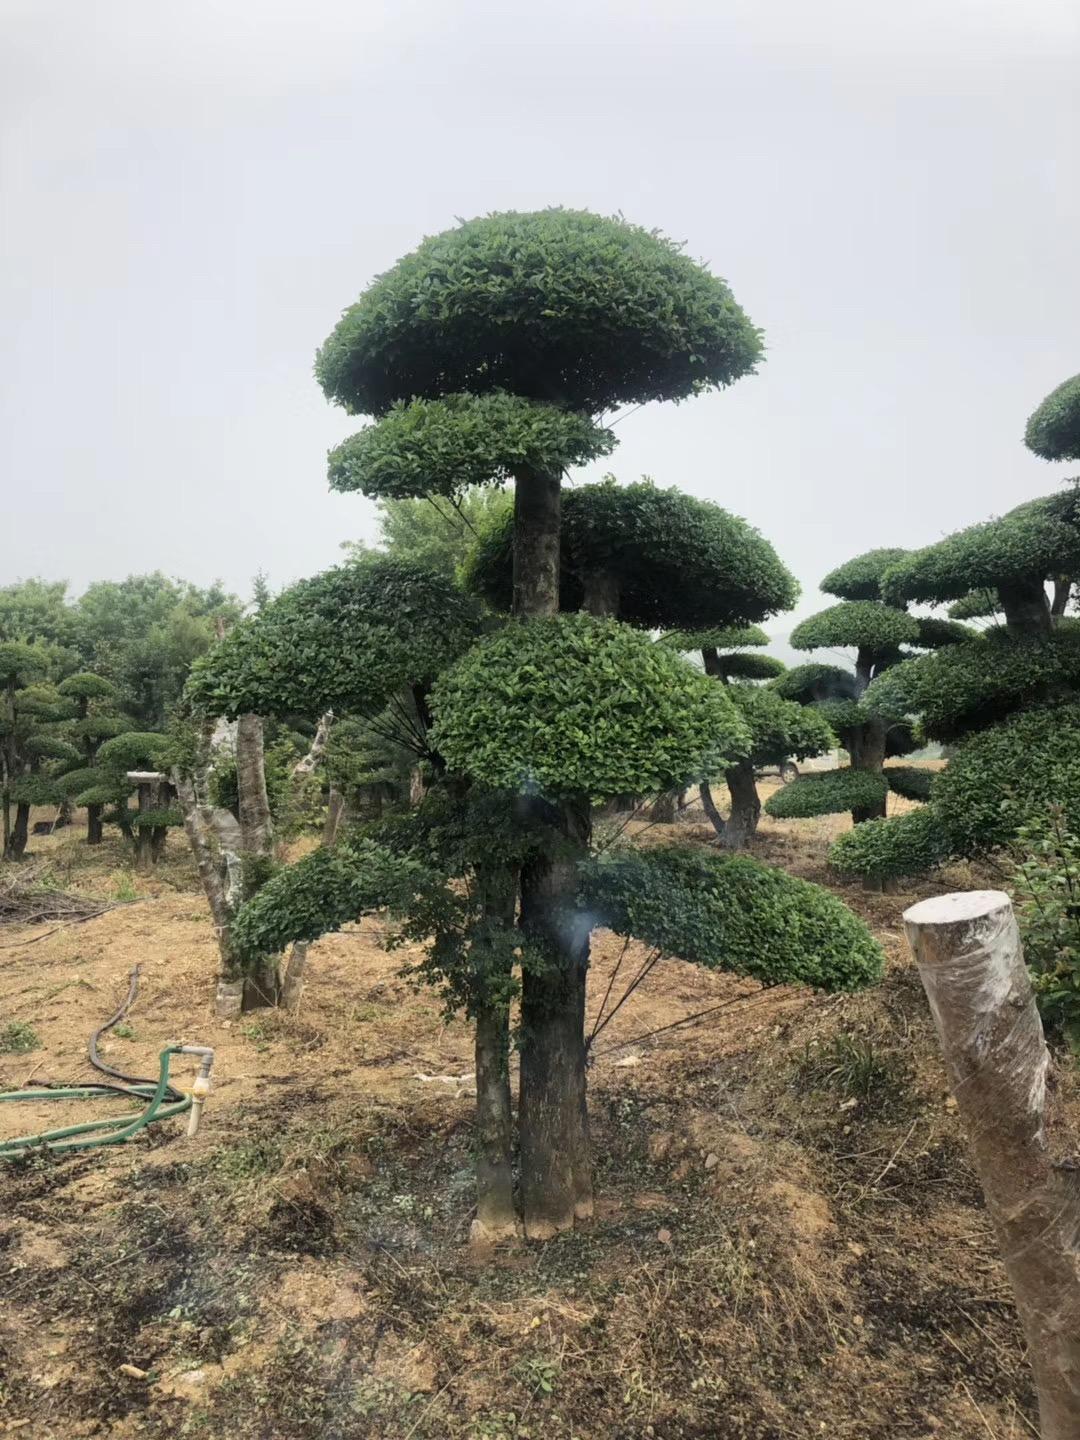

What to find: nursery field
left=0, top=782, right=1059, bottom=1440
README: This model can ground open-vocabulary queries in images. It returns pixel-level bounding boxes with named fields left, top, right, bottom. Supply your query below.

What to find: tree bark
left=999, top=579, right=1053, bottom=640
left=7, top=803, right=30, bottom=860
left=723, top=759, right=760, bottom=848
left=1052, top=577, right=1072, bottom=621
left=236, top=714, right=274, bottom=855
left=86, top=803, right=104, bottom=846
left=513, top=464, right=593, bottom=1237
left=904, top=891, right=1080, bottom=1440
left=135, top=781, right=154, bottom=872
left=322, top=787, right=346, bottom=847
left=648, top=791, right=677, bottom=823
left=471, top=870, right=519, bottom=1244
left=292, top=711, right=333, bottom=778
left=699, top=780, right=726, bottom=839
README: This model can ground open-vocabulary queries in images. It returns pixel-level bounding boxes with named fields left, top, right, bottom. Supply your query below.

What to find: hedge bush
left=790, top=601, right=919, bottom=653
left=884, top=765, right=937, bottom=802
left=1025, top=373, right=1080, bottom=462
left=763, top=769, right=889, bottom=819
left=581, top=844, right=884, bottom=991
left=828, top=806, right=952, bottom=880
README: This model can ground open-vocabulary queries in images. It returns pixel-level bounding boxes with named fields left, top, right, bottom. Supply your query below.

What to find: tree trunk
left=471, top=869, right=519, bottom=1244
left=723, top=759, right=760, bottom=848
left=849, top=658, right=889, bottom=825
left=904, top=891, right=1080, bottom=1440
left=292, top=711, right=333, bottom=778
left=86, top=803, right=104, bottom=846
left=1052, top=576, right=1072, bottom=622
left=322, top=787, right=346, bottom=847
left=999, top=579, right=1053, bottom=639
left=7, top=802, right=30, bottom=860
left=699, top=780, right=726, bottom=839
left=236, top=714, right=274, bottom=855
left=648, top=791, right=677, bottom=823
left=701, top=645, right=722, bottom=679
left=582, top=568, right=619, bottom=617
left=135, top=781, right=154, bottom=872
left=513, top=464, right=593, bottom=1237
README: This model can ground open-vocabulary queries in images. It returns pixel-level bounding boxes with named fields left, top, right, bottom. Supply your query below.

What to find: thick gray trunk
left=236, top=714, right=274, bottom=856
left=86, top=803, right=104, bottom=846
left=999, top=579, right=1053, bottom=639
left=904, top=892, right=1080, bottom=1440
left=582, top=568, right=619, bottom=617
left=723, top=759, right=760, bottom=848
left=471, top=872, right=518, bottom=1243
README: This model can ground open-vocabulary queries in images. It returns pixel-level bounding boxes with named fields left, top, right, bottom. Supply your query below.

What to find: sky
left=2, top=0, right=1078, bottom=627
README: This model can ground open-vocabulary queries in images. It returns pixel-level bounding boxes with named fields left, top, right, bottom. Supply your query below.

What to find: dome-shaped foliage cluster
left=933, top=705, right=1080, bottom=854
left=881, top=493, right=1080, bottom=606
left=581, top=845, right=883, bottom=991
left=863, top=628, right=1080, bottom=741
left=431, top=613, right=750, bottom=800
left=764, top=768, right=890, bottom=820
left=915, top=616, right=973, bottom=649
left=316, top=209, right=763, bottom=417
left=1025, top=373, right=1080, bottom=462
left=0, top=643, right=48, bottom=685
left=186, top=559, right=483, bottom=721
left=821, top=548, right=909, bottom=602
left=772, top=663, right=858, bottom=706
left=728, top=684, right=835, bottom=767
left=464, top=480, right=798, bottom=630
left=95, top=732, right=172, bottom=772
left=57, top=672, right=118, bottom=702
left=328, top=394, right=616, bottom=500
left=661, top=624, right=770, bottom=652
left=828, top=806, right=952, bottom=880
left=716, top=652, right=786, bottom=681
left=883, top=765, right=936, bottom=802
left=230, top=839, right=436, bottom=966
left=790, top=601, right=919, bottom=653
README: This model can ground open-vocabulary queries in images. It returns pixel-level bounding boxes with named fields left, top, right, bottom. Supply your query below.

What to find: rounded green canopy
left=464, top=479, right=798, bottom=631
left=186, top=557, right=483, bottom=721
left=431, top=613, right=751, bottom=800
left=1025, top=373, right=1080, bottom=463
left=821, top=548, right=909, bottom=602
left=316, top=209, right=763, bottom=417
left=881, top=493, right=1080, bottom=607
left=790, top=601, right=919, bottom=653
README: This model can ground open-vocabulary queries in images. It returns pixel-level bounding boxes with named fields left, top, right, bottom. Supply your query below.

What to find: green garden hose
left=0, top=966, right=214, bottom=1157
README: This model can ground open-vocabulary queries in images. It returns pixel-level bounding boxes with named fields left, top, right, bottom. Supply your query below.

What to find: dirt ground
left=0, top=781, right=1054, bottom=1439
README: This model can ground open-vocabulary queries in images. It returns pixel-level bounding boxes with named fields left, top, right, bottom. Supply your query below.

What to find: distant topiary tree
left=0, top=644, right=72, bottom=859
left=192, top=209, right=883, bottom=1245
left=1025, top=373, right=1080, bottom=464
left=830, top=490, right=1080, bottom=884
left=763, top=549, right=967, bottom=837
left=53, top=673, right=124, bottom=844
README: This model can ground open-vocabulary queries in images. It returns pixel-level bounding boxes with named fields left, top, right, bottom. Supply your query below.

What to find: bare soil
left=0, top=784, right=1056, bottom=1438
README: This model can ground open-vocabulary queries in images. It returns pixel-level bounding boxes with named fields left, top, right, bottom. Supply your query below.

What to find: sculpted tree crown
left=464, top=479, right=798, bottom=630
left=1025, top=373, right=1080, bottom=462
left=316, top=209, right=763, bottom=417
left=790, top=600, right=919, bottom=653
left=186, top=557, right=483, bottom=721
left=821, top=548, right=909, bottom=601
left=880, top=493, right=1080, bottom=606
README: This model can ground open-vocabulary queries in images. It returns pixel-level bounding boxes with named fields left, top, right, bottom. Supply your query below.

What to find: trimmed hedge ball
left=764, top=768, right=890, bottom=820
left=828, top=806, right=952, bottom=880
left=728, top=684, right=836, bottom=767
left=662, top=624, right=770, bottom=651
left=821, top=548, right=909, bottom=602
left=772, top=663, right=859, bottom=706
left=884, top=765, right=936, bottom=802
left=316, top=208, right=763, bottom=417
left=431, top=613, right=751, bottom=800
left=580, top=844, right=884, bottom=992
left=933, top=705, right=1080, bottom=854
left=716, top=652, right=786, bottom=681
left=790, top=601, right=919, bottom=653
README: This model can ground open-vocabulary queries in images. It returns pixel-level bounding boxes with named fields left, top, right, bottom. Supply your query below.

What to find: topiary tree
left=829, top=491, right=1080, bottom=885
left=762, top=549, right=959, bottom=834
left=53, top=672, right=124, bottom=843
left=196, top=209, right=883, bottom=1245
left=1025, top=373, right=1080, bottom=465
left=0, top=644, right=74, bottom=860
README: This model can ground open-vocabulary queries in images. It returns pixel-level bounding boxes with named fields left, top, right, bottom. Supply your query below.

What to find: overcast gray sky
left=2, top=0, right=1077, bottom=623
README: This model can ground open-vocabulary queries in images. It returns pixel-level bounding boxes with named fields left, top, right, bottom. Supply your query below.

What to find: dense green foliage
left=431, top=614, right=750, bottom=799
left=186, top=558, right=482, bottom=721
left=863, top=629, right=1080, bottom=741
left=883, top=765, right=936, bottom=802
left=763, top=768, right=890, bottom=820
left=789, top=601, right=918, bottom=652
left=828, top=806, right=952, bottom=880
left=581, top=845, right=883, bottom=991
left=329, top=393, right=615, bottom=500
left=230, top=839, right=434, bottom=965
left=464, top=479, right=798, bottom=630
left=1009, top=808, right=1080, bottom=1047
left=661, top=624, right=770, bottom=652
left=947, top=589, right=1000, bottom=620
left=715, top=652, right=786, bottom=681
left=914, top=616, right=973, bottom=649
left=316, top=209, right=763, bottom=417
left=727, top=685, right=835, bottom=766
left=881, top=493, right=1080, bottom=607
left=821, top=549, right=908, bottom=601
left=933, top=706, right=1080, bottom=853
left=1024, top=373, right=1080, bottom=463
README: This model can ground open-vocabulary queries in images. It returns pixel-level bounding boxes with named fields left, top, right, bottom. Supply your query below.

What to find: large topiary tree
left=193, top=210, right=884, bottom=1244
left=829, top=490, right=1080, bottom=885
left=0, top=644, right=73, bottom=859
left=53, top=672, right=125, bottom=844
